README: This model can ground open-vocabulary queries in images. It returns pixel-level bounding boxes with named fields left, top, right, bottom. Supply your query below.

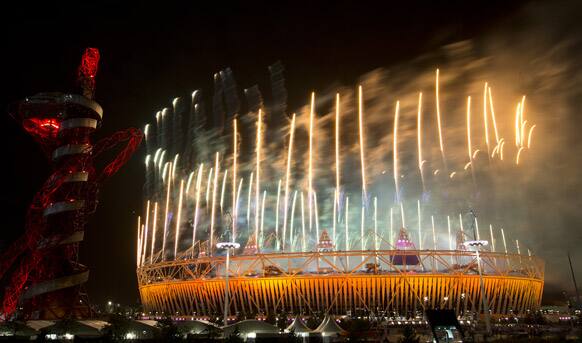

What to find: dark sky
left=5, top=1, right=570, bottom=307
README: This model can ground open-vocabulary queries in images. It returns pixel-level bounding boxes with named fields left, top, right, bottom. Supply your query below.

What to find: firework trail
left=138, top=64, right=542, bottom=264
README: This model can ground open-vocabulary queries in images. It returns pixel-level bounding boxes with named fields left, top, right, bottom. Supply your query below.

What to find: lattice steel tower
left=0, top=48, right=142, bottom=320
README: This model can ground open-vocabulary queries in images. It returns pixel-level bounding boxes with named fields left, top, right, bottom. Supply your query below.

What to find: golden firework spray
left=282, top=114, right=296, bottom=250
left=162, top=162, right=172, bottom=261
left=150, top=202, right=158, bottom=264
left=314, top=191, right=320, bottom=241
left=137, top=216, right=141, bottom=266
left=360, top=205, right=365, bottom=255
left=435, top=69, right=447, bottom=170
left=393, top=101, right=401, bottom=202
left=220, top=170, right=228, bottom=213
left=417, top=92, right=425, bottom=191
left=447, top=215, right=452, bottom=250
left=255, top=109, right=262, bottom=248
left=466, top=96, right=473, bottom=165
left=515, top=103, right=521, bottom=147
left=390, top=207, right=394, bottom=247
left=527, top=125, right=536, bottom=149
left=233, top=119, right=238, bottom=241
left=192, top=164, right=203, bottom=256
left=290, top=190, right=298, bottom=252
left=247, top=172, right=254, bottom=228
left=185, top=171, right=195, bottom=195
left=374, top=197, right=378, bottom=250
left=400, top=202, right=406, bottom=228
left=358, top=85, right=367, bottom=199
left=345, top=196, right=350, bottom=253
left=333, top=190, right=337, bottom=247
left=467, top=96, right=476, bottom=184
left=260, top=190, right=266, bottom=250
left=487, top=86, right=500, bottom=144
left=210, top=153, right=219, bottom=255
left=431, top=215, right=436, bottom=250
left=489, top=225, right=495, bottom=252
left=275, top=179, right=281, bottom=249
left=308, top=93, right=315, bottom=231
left=475, top=217, right=480, bottom=240
left=459, top=213, right=464, bottom=233
left=301, top=191, right=306, bottom=252
left=335, top=93, right=341, bottom=201
left=174, top=179, right=184, bottom=259
left=205, top=167, right=213, bottom=209
left=483, top=83, right=491, bottom=157
left=172, top=154, right=179, bottom=181
left=142, top=200, right=150, bottom=266
left=417, top=200, right=422, bottom=249
left=516, top=239, right=521, bottom=255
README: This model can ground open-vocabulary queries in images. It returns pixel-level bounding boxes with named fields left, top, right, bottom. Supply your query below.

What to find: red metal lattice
left=0, top=48, right=143, bottom=319
left=0, top=128, right=142, bottom=318
left=77, top=48, right=100, bottom=99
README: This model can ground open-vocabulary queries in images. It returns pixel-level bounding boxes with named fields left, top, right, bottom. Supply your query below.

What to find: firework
left=393, top=101, right=401, bottom=202
left=162, top=162, right=172, bottom=261
left=358, top=85, right=367, bottom=200
left=282, top=114, right=295, bottom=250
left=174, top=180, right=184, bottom=259
left=335, top=93, right=341, bottom=201
left=308, top=93, right=315, bottom=231
left=150, top=202, right=158, bottom=264
left=435, top=69, right=447, bottom=171
left=137, top=67, right=538, bottom=267
left=210, top=153, right=219, bottom=254
left=232, top=119, right=238, bottom=241
left=417, top=92, right=425, bottom=191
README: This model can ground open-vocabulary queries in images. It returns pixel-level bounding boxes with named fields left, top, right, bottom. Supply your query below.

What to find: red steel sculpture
left=0, top=48, right=142, bottom=319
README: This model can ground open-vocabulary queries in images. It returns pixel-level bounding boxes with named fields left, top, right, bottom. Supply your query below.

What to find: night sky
left=2, top=1, right=579, bottom=307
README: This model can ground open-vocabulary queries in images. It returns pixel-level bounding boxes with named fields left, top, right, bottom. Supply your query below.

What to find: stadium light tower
left=464, top=210, right=491, bottom=336
left=216, top=241, right=240, bottom=327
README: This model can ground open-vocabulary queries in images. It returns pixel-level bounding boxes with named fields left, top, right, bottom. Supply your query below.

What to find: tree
left=103, top=313, right=133, bottom=340
left=265, top=311, right=277, bottom=325
left=202, top=325, right=221, bottom=341
left=156, top=316, right=179, bottom=341
left=225, top=327, right=244, bottom=343
left=399, top=325, right=420, bottom=343
left=306, top=316, right=320, bottom=330
left=277, top=310, right=289, bottom=331
left=285, top=329, right=301, bottom=343
left=343, top=318, right=371, bottom=342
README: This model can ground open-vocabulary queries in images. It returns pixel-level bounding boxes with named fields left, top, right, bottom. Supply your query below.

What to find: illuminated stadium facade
left=137, top=234, right=544, bottom=317
left=136, top=65, right=544, bottom=318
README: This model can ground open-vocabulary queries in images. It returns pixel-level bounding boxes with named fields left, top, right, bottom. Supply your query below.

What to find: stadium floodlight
left=216, top=242, right=240, bottom=327
left=463, top=239, right=491, bottom=336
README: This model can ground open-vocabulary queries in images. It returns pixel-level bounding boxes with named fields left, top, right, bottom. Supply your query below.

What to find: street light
left=216, top=241, right=240, bottom=327
left=463, top=239, right=491, bottom=336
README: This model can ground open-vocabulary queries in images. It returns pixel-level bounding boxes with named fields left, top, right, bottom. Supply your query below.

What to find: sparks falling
left=138, top=67, right=538, bottom=264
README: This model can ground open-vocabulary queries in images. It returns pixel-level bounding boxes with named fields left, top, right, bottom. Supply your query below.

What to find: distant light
left=64, top=333, right=74, bottom=340
left=247, top=332, right=256, bottom=338
left=125, top=332, right=137, bottom=340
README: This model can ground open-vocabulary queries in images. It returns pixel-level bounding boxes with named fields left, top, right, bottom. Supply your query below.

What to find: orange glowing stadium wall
left=139, top=274, right=543, bottom=317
